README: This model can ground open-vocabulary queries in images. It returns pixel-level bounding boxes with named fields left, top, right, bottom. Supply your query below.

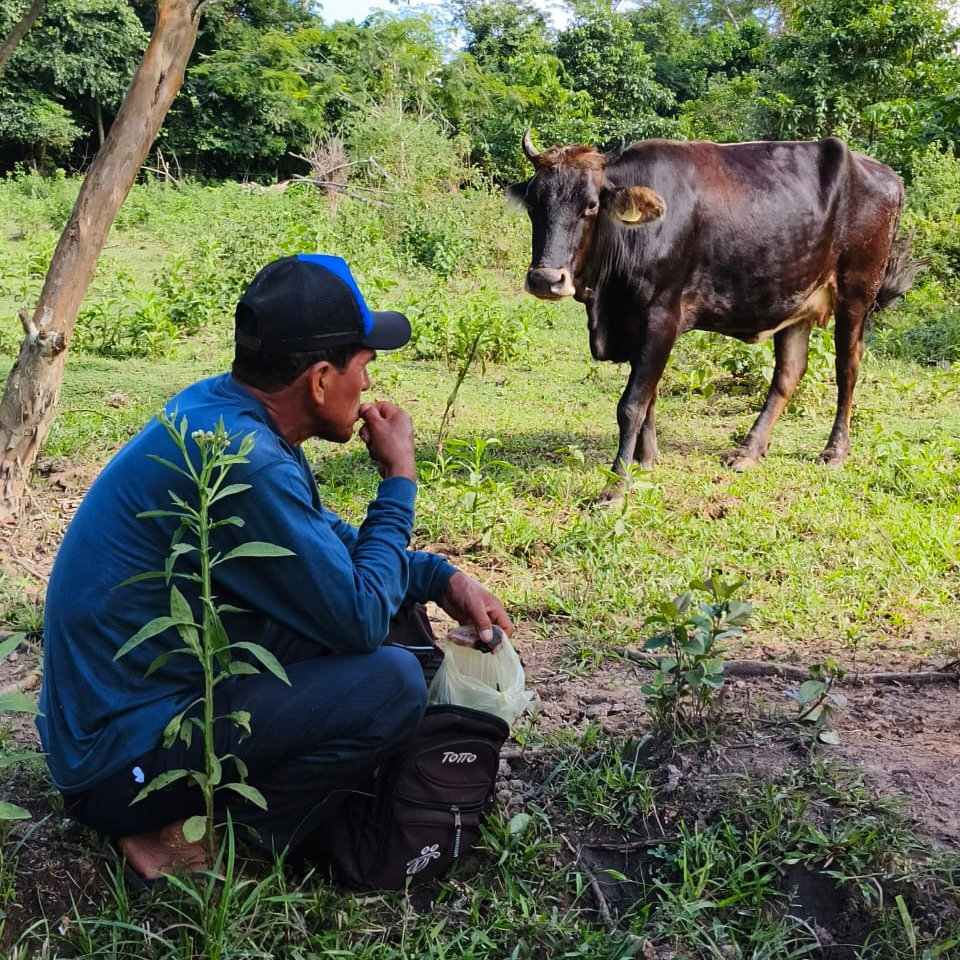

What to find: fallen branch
left=561, top=834, right=612, bottom=924
left=7, top=553, right=46, bottom=581
left=617, top=648, right=960, bottom=687
left=139, top=164, right=182, bottom=187
left=500, top=745, right=547, bottom=762
left=288, top=176, right=391, bottom=207
left=582, top=839, right=668, bottom=852
left=288, top=154, right=395, bottom=182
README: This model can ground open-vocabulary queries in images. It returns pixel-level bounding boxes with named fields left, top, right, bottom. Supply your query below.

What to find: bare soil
left=1, top=464, right=959, bottom=955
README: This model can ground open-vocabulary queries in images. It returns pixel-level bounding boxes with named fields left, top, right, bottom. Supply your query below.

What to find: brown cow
left=510, top=133, right=924, bottom=490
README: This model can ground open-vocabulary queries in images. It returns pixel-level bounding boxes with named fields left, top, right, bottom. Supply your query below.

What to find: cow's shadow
left=312, top=425, right=819, bottom=506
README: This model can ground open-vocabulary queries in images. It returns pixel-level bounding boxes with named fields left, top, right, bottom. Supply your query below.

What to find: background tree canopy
left=0, top=0, right=956, bottom=183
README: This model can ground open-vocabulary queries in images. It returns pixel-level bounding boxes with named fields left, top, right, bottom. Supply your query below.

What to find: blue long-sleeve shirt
left=38, top=373, right=456, bottom=792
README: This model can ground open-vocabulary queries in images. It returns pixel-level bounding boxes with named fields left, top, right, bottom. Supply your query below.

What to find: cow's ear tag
left=608, top=186, right=666, bottom=224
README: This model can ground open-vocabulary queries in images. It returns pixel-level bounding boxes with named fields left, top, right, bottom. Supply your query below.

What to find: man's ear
left=603, top=185, right=667, bottom=224
left=307, top=360, right=332, bottom=406
left=506, top=180, right=530, bottom=213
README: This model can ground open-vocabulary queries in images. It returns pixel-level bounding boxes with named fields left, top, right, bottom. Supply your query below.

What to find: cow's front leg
left=726, top=320, right=812, bottom=471
left=600, top=339, right=673, bottom=500
left=612, top=368, right=656, bottom=475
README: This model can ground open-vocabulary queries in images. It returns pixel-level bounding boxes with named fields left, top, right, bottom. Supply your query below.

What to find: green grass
left=2, top=176, right=959, bottom=959
left=7, top=745, right=958, bottom=959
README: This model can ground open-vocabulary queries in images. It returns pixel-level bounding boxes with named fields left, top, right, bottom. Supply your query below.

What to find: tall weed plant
left=117, top=413, right=292, bottom=852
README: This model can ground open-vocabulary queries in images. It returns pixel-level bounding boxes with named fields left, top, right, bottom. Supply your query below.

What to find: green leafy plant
left=871, top=426, right=960, bottom=504
left=421, top=436, right=514, bottom=546
left=0, top=634, right=40, bottom=823
left=115, top=412, right=293, bottom=853
left=784, top=658, right=848, bottom=744
left=641, top=575, right=753, bottom=733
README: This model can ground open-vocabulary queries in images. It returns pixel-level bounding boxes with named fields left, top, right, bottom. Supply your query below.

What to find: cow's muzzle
left=525, top=267, right=576, bottom=300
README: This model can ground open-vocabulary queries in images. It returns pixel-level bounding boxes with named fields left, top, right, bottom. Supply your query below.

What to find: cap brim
left=362, top=310, right=411, bottom=350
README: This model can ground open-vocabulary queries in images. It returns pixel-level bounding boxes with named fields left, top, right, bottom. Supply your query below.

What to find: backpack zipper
left=452, top=805, right=461, bottom=858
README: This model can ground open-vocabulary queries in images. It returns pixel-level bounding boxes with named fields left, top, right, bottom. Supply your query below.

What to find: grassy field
left=1, top=175, right=959, bottom=958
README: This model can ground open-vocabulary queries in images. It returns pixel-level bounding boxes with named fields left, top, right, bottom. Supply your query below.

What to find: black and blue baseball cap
left=235, top=254, right=411, bottom=353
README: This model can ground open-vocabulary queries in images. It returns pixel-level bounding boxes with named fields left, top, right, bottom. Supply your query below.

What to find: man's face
left=315, top=348, right=375, bottom=443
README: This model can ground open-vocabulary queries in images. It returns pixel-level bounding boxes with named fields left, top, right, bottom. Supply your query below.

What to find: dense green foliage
left=1, top=0, right=957, bottom=182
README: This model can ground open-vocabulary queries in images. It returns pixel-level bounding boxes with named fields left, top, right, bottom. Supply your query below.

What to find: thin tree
left=0, top=0, right=44, bottom=76
left=0, top=0, right=208, bottom=521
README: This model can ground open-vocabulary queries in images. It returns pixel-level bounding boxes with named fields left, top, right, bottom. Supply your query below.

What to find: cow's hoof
left=816, top=448, right=847, bottom=466
left=595, top=485, right=625, bottom=504
left=725, top=451, right=759, bottom=472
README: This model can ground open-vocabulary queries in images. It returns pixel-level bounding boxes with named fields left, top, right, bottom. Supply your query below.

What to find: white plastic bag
left=427, top=630, right=535, bottom=728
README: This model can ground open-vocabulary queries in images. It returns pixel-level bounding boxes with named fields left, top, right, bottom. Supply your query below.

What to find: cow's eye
left=583, top=201, right=600, bottom=218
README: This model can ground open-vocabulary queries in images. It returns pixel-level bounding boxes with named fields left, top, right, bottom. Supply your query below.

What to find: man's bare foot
left=117, top=820, right=210, bottom=881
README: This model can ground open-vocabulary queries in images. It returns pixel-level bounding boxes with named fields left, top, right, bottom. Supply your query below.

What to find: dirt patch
left=515, top=639, right=960, bottom=846
left=2, top=459, right=96, bottom=585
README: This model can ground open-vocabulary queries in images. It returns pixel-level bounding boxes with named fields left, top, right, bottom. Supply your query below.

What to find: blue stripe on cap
left=296, top=253, right=374, bottom=336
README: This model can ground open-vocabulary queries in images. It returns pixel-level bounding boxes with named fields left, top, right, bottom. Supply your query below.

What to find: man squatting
left=38, top=254, right=513, bottom=879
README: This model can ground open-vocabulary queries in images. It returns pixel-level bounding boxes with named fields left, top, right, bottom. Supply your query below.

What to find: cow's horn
left=522, top=129, right=539, bottom=162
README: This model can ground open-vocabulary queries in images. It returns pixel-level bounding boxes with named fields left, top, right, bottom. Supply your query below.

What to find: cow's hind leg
left=726, top=320, right=812, bottom=471
left=632, top=393, right=657, bottom=469
left=819, top=299, right=868, bottom=465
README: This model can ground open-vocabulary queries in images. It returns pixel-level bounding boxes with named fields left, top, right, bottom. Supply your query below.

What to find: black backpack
left=317, top=704, right=509, bottom=890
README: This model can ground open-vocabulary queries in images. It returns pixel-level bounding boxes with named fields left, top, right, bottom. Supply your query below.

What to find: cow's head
left=509, top=130, right=666, bottom=302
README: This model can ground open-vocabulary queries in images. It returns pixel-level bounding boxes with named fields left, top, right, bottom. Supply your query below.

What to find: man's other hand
left=440, top=571, right=513, bottom=647
left=358, top=401, right=416, bottom=481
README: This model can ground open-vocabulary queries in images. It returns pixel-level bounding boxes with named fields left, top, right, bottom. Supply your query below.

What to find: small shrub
left=641, top=574, right=753, bottom=734
left=399, top=205, right=469, bottom=278
left=343, top=107, right=473, bottom=194
left=784, top=658, right=848, bottom=744
left=419, top=436, right=514, bottom=546
left=72, top=273, right=179, bottom=359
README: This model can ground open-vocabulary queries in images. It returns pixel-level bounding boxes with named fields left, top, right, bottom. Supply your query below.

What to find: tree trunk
left=0, top=0, right=44, bottom=76
left=0, top=0, right=205, bottom=522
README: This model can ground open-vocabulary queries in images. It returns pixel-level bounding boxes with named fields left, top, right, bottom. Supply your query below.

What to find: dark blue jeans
left=64, top=606, right=433, bottom=854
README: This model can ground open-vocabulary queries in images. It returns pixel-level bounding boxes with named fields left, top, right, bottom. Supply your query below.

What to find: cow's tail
left=871, top=229, right=929, bottom=314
